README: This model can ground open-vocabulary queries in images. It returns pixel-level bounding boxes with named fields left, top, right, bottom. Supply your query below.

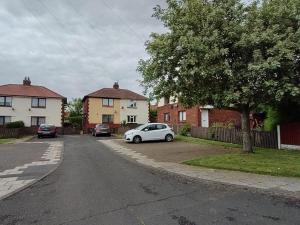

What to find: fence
left=0, top=127, right=82, bottom=138
left=173, top=125, right=278, bottom=149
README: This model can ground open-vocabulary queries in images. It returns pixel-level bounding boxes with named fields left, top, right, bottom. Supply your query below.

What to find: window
left=102, top=98, right=114, bottom=107
left=127, top=115, right=137, bottom=123
left=32, top=98, right=46, bottom=108
left=163, top=97, right=170, bottom=105
left=164, top=113, right=170, bottom=122
left=31, top=117, right=46, bottom=126
left=0, top=116, right=11, bottom=125
left=102, top=114, right=114, bottom=123
left=179, top=111, right=186, bottom=122
left=156, top=124, right=167, bottom=130
left=143, top=124, right=156, bottom=131
left=128, top=100, right=137, bottom=108
left=0, top=96, right=12, bottom=107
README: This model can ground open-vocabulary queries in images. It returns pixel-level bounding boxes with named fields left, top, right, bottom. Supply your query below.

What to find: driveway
left=115, top=139, right=237, bottom=163
left=0, top=135, right=299, bottom=225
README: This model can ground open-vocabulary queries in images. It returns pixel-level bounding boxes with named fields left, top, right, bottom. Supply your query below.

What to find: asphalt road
left=0, top=135, right=299, bottom=225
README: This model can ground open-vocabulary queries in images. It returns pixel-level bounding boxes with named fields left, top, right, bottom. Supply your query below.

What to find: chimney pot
left=23, top=77, right=31, bottom=86
left=113, top=82, right=119, bottom=89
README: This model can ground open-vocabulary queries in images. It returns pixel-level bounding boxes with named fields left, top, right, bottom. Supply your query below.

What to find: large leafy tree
left=138, top=0, right=300, bottom=152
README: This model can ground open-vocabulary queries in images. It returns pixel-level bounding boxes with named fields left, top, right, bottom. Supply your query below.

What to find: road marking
left=0, top=141, right=63, bottom=200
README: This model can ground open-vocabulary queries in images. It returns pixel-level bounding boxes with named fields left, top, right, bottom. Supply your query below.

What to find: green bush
left=264, top=107, right=280, bottom=131
left=69, top=116, right=82, bottom=129
left=5, top=121, right=25, bottom=128
left=179, top=124, right=191, bottom=136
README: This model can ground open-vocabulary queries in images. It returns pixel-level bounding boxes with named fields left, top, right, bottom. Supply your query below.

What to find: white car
left=124, top=123, right=175, bottom=144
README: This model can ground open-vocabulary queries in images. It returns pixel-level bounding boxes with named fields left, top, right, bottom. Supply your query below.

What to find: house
left=83, top=82, right=148, bottom=131
left=157, top=97, right=241, bottom=128
left=0, top=77, right=66, bottom=127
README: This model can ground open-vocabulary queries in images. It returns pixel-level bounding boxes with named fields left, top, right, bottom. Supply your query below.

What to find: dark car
left=37, top=124, right=57, bottom=138
left=92, top=124, right=111, bottom=137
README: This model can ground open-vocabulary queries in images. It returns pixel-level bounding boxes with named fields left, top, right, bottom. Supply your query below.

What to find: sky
left=0, top=0, right=166, bottom=100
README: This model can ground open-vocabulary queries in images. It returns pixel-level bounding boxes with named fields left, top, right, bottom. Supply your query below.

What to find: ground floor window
left=0, top=116, right=11, bottom=125
left=31, top=117, right=46, bottom=126
left=179, top=111, right=186, bottom=122
left=164, top=113, right=170, bottom=122
left=127, top=115, right=137, bottom=123
left=102, top=114, right=114, bottom=123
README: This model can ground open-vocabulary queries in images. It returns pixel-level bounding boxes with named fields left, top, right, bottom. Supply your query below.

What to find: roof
left=84, top=88, right=147, bottom=101
left=0, top=84, right=65, bottom=99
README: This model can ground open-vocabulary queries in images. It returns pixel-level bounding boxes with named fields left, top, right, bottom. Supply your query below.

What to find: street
left=0, top=135, right=299, bottom=225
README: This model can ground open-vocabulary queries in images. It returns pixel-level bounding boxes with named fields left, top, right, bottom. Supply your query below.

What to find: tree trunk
left=241, top=105, right=253, bottom=153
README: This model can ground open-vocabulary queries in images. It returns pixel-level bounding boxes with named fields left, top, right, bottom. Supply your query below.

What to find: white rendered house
left=0, top=78, right=66, bottom=127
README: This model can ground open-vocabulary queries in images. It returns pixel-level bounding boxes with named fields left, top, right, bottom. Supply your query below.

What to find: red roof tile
left=0, top=84, right=65, bottom=99
left=85, top=88, right=147, bottom=101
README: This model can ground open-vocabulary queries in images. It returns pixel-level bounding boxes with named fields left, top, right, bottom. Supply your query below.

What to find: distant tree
left=67, top=98, right=83, bottom=128
left=138, top=0, right=300, bottom=152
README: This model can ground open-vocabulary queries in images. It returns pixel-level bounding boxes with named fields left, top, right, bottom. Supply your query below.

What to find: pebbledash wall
left=120, top=99, right=149, bottom=124
left=1, top=96, right=63, bottom=127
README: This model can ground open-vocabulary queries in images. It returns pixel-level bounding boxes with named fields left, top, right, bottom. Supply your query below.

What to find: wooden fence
left=173, top=125, right=278, bottom=149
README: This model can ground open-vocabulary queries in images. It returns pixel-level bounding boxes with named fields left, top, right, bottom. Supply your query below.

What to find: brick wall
left=208, top=109, right=241, bottom=128
left=157, top=104, right=200, bottom=127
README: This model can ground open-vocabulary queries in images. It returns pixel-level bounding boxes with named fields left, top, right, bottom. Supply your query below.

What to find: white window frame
left=127, top=115, right=137, bottom=123
left=102, top=98, right=114, bottom=107
left=32, top=98, right=46, bottom=108
left=179, top=111, right=186, bottom=122
left=0, top=116, right=11, bottom=125
left=31, top=116, right=46, bottom=126
left=164, top=113, right=170, bottom=122
left=128, top=100, right=137, bottom=108
left=0, top=96, right=12, bottom=107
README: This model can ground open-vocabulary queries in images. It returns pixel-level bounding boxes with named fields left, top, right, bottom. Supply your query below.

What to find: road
left=0, top=135, right=299, bottom=225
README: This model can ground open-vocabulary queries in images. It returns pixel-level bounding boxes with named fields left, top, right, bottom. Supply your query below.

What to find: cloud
left=0, top=0, right=166, bottom=99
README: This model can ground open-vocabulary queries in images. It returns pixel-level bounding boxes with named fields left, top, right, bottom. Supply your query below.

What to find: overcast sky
left=0, top=0, right=166, bottom=100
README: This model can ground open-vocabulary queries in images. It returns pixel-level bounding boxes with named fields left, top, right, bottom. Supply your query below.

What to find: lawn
left=179, top=136, right=300, bottom=177
left=0, top=138, right=15, bottom=144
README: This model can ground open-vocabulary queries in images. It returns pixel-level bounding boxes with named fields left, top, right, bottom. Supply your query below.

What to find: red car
left=37, top=124, right=57, bottom=138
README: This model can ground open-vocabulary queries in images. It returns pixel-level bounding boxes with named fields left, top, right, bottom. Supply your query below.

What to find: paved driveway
left=0, top=135, right=299, bottom=225
left=115, top=139, right=237, bottom=163
left=0, top=142, right=49, bottom=172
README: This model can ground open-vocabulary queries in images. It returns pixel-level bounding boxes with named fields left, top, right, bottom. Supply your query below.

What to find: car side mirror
left=144, top=128, right=149, bottom=132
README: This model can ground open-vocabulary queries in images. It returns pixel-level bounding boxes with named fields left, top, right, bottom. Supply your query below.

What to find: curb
left=99, top=140, right=300, bottom=199
left=0, top=142, right=64, bottom=201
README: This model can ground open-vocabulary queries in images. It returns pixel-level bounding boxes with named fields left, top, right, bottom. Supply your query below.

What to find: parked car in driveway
left=37, top=124, right=57, bottom=138
left=92, top=124, right=111, bottom=137
left=124, top=123, right=175, bottom=144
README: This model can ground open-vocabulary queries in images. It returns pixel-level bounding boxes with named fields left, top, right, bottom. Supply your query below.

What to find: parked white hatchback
left=124, top=123, right=175, bottom=144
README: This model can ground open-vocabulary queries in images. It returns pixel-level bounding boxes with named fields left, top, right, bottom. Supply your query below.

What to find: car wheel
left=165, top=134, right=173, bottom=142
left=133, top=136, right=142, bottom=144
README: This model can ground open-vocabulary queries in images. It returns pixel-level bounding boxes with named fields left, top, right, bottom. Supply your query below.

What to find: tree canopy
left=138, top=0, right=300, bottom=152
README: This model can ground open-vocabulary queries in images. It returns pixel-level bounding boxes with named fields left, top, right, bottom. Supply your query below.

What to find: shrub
left=179, top=124, right=191, bottom=136
left=69, top=116, right=82, bottom=129
left=5, top=121, right=25, bottom=128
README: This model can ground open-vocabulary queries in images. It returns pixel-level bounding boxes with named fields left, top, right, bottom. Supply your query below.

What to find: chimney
left=23, top=77, right=31, bottom=86
left=113, top=82, right=119, bottom=89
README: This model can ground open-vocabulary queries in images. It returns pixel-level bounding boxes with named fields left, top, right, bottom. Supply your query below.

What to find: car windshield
left=134, top=124, right=147, bottom=130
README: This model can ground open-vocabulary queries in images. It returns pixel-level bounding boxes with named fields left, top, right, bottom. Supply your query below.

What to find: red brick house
left=157, top=97, right=241, bottom=128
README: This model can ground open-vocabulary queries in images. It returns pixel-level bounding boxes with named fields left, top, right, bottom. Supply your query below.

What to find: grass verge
left=0, top=138, right=15, bottom=144
left=178, top=135, right=300, bottom=177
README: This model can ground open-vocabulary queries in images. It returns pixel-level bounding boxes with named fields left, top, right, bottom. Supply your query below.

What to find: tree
left=67, top=98, right=83, bottom=128
left=138, top=0, right=300, bottom=152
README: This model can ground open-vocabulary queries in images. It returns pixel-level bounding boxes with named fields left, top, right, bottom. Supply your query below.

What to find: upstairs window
left=0, top=116, right=11, bottom=125
left=102, top=114, right=114, bottom=123
left=164, top=113, right=170, bottom=122
left=32, top=98, right=46, bottom=108
left=0, top=96, right=12, bottom=107
left=128, top=100, right=137, bottom=108
left=179, top=111, right=186, bottom=122
left=102, top=98, right=114, bottom=107
left=127, top=115, right=137, bottom=123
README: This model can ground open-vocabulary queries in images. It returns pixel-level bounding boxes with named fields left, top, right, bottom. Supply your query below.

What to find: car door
left=141, top=124, right=157, bottom=141
left=155, top=124, right=168, bottom=140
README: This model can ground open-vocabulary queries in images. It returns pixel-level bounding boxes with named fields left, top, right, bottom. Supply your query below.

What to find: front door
left=201, top=110, right=209, bottom=127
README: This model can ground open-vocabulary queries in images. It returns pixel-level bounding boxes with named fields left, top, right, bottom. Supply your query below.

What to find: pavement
left=0, top=135, right=299, bottom=225
left=0, top=138, right=63, bottom=200
left=100, top=139, right=300, bottom=198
